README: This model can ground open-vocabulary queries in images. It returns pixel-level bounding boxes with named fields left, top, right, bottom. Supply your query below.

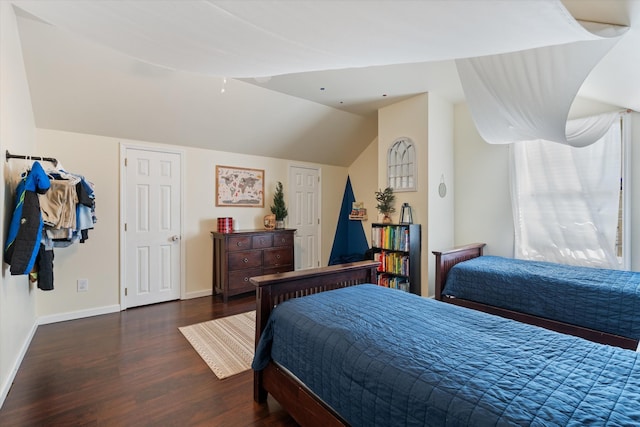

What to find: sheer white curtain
left=456, top=23, right=626, bottom=147
left=510, top=114, right=622, bottom=268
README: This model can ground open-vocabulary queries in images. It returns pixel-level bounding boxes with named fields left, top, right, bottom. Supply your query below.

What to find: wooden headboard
left=432, top=243, right=486, bottom=300
left=250, top=260, right=379, bottom=407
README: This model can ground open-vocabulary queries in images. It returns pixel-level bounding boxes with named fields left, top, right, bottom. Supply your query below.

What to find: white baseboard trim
left=37, top=304, right=122, bottom=326
left=0, top=320, right=38, bottom=409
left=183, top=289, right=213, bottom=300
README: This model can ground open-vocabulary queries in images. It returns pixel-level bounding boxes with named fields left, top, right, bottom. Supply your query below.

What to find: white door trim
left=119, top=143, right=186, bottom=309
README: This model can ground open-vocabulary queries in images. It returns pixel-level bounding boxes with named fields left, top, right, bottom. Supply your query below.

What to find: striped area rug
left=179, top=310, right=255, bottom=379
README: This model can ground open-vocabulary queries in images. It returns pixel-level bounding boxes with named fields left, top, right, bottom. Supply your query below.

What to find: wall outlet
left=77, top=279, right=89, bottom=292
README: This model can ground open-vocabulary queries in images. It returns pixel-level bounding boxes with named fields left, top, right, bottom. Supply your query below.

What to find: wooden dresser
left=211, top=229, right=295, bottom=302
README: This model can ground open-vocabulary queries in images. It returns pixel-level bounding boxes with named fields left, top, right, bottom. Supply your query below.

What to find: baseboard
left=183, top=289, right=213, bottom=300
left=0, top=320, right=38, bottom=409
left=37, top=304, right=121, bottom=325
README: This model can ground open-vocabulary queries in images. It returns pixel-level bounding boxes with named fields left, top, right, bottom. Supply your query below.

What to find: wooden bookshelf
left=370, top=223, right=421, bottom=295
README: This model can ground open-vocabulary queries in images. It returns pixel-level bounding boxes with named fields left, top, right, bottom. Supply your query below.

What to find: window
left=510, top=113, right=628, bottom=269
left=387, top=138, right=415, bottom=192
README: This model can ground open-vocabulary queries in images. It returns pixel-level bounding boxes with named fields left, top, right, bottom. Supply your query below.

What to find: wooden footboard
left=432, top=243, right=638, bottom=350
left=249, top=260, right=378, bottom=425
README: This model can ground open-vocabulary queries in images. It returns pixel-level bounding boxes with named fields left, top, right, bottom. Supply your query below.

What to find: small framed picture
left=216, top=165, right=264, bottom=207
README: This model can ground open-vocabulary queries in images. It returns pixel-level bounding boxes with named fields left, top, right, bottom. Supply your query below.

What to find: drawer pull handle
left=243, top=258, right=249, bottom=263
left=236, top=242, right=243, bottom=247
left=276, top=254, right=281, bottom=259
left=244, top=277, right=249, bottom=282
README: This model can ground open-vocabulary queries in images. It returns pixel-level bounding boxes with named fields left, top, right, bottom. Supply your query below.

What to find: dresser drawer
left=228, top=268, right=262, bottom=291
left=273, top=232, right=294, bottom=247
left=264, top=247, right=293, bottom=268
left=227, top=236, right=252, bottom=251
left=252, top=233, right=273, bottom=249
left=228, top=250, right=262, bottom=270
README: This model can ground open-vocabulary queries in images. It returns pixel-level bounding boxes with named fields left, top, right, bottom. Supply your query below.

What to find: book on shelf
left=371, top=225, right=410, bottom=251
left=373, top=251, right=385, bottom=272
left=372, top=251, right=410, bottom=276
left=377, top=274, right=410, bottom=292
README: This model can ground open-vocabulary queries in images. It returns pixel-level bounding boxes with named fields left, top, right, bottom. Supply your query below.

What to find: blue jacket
left=4, top=161, right=50, bottom=275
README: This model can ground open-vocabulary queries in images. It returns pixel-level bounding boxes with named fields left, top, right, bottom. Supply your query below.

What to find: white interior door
left=289, top=166, right=320, bottom=269
left=122, top=147, right=182, bottom=308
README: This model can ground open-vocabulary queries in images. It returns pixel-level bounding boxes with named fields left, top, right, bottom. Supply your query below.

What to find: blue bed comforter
left=253, top=284, right=640, bottom=427
left=443, top=256, right=640, bottom=340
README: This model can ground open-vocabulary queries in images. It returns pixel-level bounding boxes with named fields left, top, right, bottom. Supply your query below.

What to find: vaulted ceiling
left=12, top=1, right=640, bottom=167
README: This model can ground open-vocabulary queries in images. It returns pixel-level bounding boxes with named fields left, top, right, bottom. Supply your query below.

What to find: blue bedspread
left=253, top=284, right=640, bottom=426
left=443, top=256, right=640, bottom=340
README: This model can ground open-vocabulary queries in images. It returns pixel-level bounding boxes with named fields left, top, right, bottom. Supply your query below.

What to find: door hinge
left=124, top=158, right=127, bottom=167
left=125, top=288, right=128, bottom=296
left=124, top=223, right=127, bottom=232
left=317, top=218, right=320, bottom=224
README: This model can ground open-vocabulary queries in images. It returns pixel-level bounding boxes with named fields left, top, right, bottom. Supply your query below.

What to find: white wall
left=379, top=94, right=430, bottom=296
left=33, top=128, right=348, bottom=319
left=347, top=138, right=379, bottom=247
left=0, top=2, right=39, bottom=406
left=453, top=104, right=513, bottom=256
left=426, top=93, right=455, bottom=296
left=376, top=93, right=455, bottom=297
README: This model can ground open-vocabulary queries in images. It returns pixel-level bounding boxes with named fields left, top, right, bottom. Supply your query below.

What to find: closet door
left=123, top=147, right=182, bottom=308
left=289, top=165, right=320, bottom=270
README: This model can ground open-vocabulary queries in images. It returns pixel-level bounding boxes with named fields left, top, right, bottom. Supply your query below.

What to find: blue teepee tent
left=329, top=176, right=369, bottom=265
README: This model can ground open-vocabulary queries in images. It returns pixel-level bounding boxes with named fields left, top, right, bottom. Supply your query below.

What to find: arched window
left=387, top=138, right=416, bottom=191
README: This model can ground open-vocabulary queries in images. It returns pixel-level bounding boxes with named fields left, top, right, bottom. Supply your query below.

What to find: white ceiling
left=11, top=0, right=640, bottom=166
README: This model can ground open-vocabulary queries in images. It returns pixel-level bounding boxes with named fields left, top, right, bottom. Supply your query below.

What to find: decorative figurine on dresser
left=211, top=228, right=295, bottom=302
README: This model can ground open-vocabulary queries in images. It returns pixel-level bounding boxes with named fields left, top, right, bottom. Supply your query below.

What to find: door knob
left=170, top=235, right=181, bottom=242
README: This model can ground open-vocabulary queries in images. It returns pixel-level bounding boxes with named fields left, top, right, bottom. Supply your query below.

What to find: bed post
left=432, top=243, right=485, bottom=300
left=253, top=283, right=272, bottom=403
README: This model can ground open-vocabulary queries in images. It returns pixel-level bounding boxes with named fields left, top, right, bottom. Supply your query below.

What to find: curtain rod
left=5, top=150, right=58, bottom=166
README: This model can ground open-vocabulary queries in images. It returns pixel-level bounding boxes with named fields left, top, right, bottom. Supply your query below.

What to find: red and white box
left=217, top=217, right=233, bottom=233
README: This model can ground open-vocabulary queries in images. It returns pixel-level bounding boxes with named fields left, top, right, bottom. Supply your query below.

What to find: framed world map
left=215, top=165, right=264, bottom=207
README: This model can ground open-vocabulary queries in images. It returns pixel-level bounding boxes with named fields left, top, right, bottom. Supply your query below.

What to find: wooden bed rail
left=432, top=243, right=485, bottom=300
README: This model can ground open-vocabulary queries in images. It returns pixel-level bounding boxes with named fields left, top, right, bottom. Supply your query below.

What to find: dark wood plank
left=0, top=294, right=298, bottom=426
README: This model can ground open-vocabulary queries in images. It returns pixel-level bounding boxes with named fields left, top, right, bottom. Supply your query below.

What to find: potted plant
left=270, top=181, right=288, bottom=229
left=375, top=187, right=395, bottom=223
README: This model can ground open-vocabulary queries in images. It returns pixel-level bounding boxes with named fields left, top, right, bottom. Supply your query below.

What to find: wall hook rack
left=5, top=150, right=58, bottom=166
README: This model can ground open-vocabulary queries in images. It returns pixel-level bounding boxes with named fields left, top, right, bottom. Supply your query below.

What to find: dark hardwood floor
left=0, top=294, right=298, bottom=426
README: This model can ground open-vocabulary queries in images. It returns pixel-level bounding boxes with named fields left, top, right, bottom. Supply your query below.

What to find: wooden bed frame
left=250, top=260, right=378, bottom=427
left=433, top=243, right=639, bottom=350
